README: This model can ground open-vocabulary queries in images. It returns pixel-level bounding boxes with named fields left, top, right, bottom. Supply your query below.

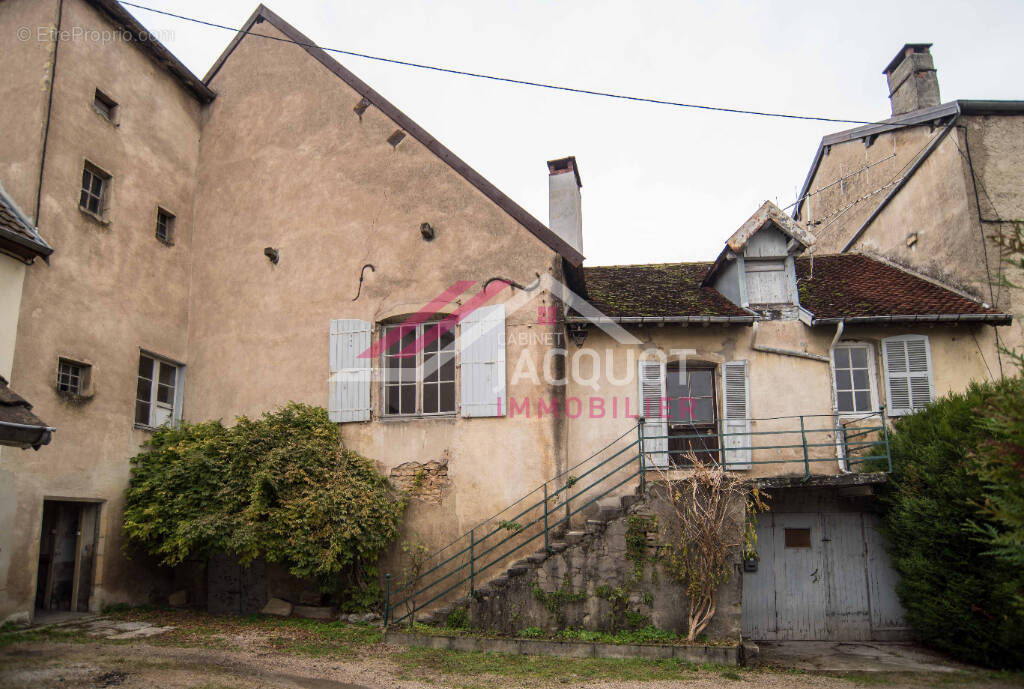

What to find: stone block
left=261, top=597, right=293, bottom=617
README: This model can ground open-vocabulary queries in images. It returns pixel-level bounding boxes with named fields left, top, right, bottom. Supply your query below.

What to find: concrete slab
left=757, top=640, right=969, bottom=673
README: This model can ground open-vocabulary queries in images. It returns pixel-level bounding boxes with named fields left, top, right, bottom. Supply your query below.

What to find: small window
left=382, top=322, right=455, bottom=416
left=785, top=528, right=811, bottom=548
left=79, top=163, right=110, bottom=218
left=745, top=258, right=790, bottom=304
left=832, top=344, right=877, bottom=414
left=56, top=358, right=91, bottom=397
left=155, top=209, right=175, bottom=244
left=93, top=89, right=118, bottom=122
left=135, top=353, right=181, bottom=428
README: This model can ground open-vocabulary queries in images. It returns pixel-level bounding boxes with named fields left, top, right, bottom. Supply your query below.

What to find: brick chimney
left=883, top=44, right=941, bottom=116
left=547, top=156, right=583, bottom=255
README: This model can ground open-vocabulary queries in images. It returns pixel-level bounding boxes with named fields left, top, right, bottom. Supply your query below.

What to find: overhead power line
left=121, top=1, right=873, bottom=125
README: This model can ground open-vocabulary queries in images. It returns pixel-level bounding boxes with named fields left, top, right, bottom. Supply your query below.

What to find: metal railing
left=383, top=410, right=892, bottom=626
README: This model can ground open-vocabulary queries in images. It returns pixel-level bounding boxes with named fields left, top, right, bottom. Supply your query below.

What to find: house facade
left=0, top=1, right=1014, bottom=643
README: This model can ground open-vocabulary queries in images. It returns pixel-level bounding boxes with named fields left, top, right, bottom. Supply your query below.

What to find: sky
left=123, top=0, right=1024, bottom=266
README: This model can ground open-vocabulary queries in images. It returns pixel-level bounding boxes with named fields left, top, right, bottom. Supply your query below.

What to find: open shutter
left=638, top=360, right=668, bottom=467
left=721, top=360, right=751, bottom=470
left=329, top=319, right=371, bottom=422
left=460, top=304, right=506, bottom=417
left=882, top=335, right=933, bottom=416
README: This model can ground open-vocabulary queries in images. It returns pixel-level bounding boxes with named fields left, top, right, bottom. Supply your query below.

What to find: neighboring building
left=793, top=44, right=1024, bottom=367
left=0, top=1, right=1014, bottom=644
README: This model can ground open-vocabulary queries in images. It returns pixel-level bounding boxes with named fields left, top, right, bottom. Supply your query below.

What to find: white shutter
left=882, top=335, right=933, bottom=416
left=460, top=304, right=506, bottom=417
left=638, top=360, right=668, bottom=467
left=329, top=319, right=371, bottom=423
left=721, top=360, right=751, bottom=470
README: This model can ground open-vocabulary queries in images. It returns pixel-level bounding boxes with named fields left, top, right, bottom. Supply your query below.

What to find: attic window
left=386, top=130, right=406, bottom=148
left=745, top=258, right=789, bottom=304
left=93, top=89, right=117, bottom=122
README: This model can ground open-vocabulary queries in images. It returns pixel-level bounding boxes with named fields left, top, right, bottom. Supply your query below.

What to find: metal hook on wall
left=352, top=263, right=376, bottom=301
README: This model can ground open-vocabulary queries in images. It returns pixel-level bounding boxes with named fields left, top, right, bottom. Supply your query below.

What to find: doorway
left=35, top=500, right=101, bottom=613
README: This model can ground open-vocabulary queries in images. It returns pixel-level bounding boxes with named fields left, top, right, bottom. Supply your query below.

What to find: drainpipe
left=35, top=0, right=65, bottom=228
left=749, top=321, right=831, bottom=362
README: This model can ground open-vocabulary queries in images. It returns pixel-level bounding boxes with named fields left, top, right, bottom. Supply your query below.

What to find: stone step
left=548, top=541, right=568, bottom=553
left=490, top=575, right=509, bottom=588
left=563, top=530, right=586, bottom=546
left=527, top=550, right=549, bottom=564
left=507, top=564, right=530, bottom=577
left=585, top=519, right=606, bottom=534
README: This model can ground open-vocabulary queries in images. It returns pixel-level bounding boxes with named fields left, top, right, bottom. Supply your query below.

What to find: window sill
left=78, top=207, right=111, bottom=226
left=156, top=236, right=175, bottom=247
left=133, top=423, right=156, bottom=432
left=379, top=413, right=457, bottom=423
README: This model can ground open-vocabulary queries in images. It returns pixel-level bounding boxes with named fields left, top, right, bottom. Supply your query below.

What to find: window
left=744, top=258, right=789, bottom=304
left=882, top=335, right=933, bottom=416
left=93, top=89, right=118, bottom=122
left=666, top=364, right=719, bottom=466
left=79, top=163, right=109, bottom=217
left=156, top=209, right=175, bottom=244
left=832, top=344, right=877, bottom=414
left=785, top=528, right=811, bottom=548
left=135, top=353, right=181, bottom=427
left=56, top=358, right=91, bottom=396
left=382, top=322, right=455, bottom=416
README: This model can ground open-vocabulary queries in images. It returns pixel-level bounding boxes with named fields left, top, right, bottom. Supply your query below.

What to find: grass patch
left=404, top=622, right=731, bottom=647
left=0, top=627, right=90, bottom=648
left=395, top=646, right=715, bottom=682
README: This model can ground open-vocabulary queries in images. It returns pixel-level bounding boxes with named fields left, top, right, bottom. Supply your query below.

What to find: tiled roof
left=0, top=183, right=51, bottom=262
left=574, top=254, right=1009, bottom=324
left=0, top=376, right=52, bottom=450
left=796, top=254, right=1006, bottom=322
left=581, top=263, right=752, bottom=320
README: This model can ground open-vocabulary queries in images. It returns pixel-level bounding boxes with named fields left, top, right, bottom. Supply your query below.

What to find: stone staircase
left=414, top=490, right=646, bottom=626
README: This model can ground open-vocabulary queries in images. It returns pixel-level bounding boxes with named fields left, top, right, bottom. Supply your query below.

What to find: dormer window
left=744, top=258, right=789, bottom=304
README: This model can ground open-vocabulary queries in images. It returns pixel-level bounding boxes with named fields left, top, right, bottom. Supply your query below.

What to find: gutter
left=840, top=111, right=960, bottom=253
left=565, top=315, right=755, bottom=326
left=0, top=420, right=55, bottom=450
left=811, top=313, right=1011, bottom=326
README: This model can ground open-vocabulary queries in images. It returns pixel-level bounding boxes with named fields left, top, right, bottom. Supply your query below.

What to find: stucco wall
left=0, top=256, right=27, bottom=380
left=1, top=0, right=203, bottom=621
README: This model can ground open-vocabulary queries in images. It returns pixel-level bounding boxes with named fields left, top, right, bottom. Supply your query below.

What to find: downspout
left=35, top=0, right=65, bottom=229
left=749, top=321, right=831, bottom=363
left=840, top=112, right=960, bottom=253
left=826, top=322, right=852, bottom=473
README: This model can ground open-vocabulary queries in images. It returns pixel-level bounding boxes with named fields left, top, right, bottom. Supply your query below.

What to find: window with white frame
left=832, top=343, right=877, bottom=414
left=382, top=322, right=455, bottom=416
left=135, top=353, right=181, bottom=427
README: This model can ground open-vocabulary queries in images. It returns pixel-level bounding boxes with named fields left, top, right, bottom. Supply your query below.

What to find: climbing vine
left=531, top=576, right=588, bottom=626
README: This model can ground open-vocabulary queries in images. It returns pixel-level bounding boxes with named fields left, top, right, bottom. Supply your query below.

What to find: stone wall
left=462, top=483, right=743, bottom=642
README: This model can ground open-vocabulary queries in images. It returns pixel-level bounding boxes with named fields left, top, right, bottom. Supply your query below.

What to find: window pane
left=833, top=348, right=850, bottom=368
left=400, top=384, right=415, bottom=414
left=135, top=400, right=150, bottom=425
left=423, top=383, right=438, bottom=414
left=693, top=398, right=714, bottom=423
left=386, top=386, right=401, bottom=415
left=79, top=190, right=89, bottom=208
left=440, top=356, right=455, bottom=382
left=158, top=363, right=176, bottom=387
left=91, top=176, right=102, bottom=195
left=423, top=354, right=439, bottom=383
left=157, top=384, right=174, bottom=405
left=854, top=390, right=871, bottom=411
left=422, top=325, right=439, bottom=353
left=439, top=327, right=455, bottom=350
left=837, top=391, right=854, bottom=412
left=87, top=196, right=99, bottom=214
left=690, top=370, right=713, bottom=397
left=136, top=378, right=151, bottom=402
left=852, top=369, right=869, bottom=390
left=835, top=370, right=852, bottom=391
left=385, top=357, right=401, bottom=383
left=439, top=381, right=455, bottom=413
left=82, top=169, right=91, bottom=189
left=138, top=355, right=153, bottom=379
left=850, top=347, right=868, bottom=368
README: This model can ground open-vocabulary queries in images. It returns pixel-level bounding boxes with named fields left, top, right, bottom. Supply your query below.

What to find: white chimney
left=547, top=156, right=583, bottom=255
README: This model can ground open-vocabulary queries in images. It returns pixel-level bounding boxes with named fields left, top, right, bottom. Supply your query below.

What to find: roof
left=795, top=254, right=1011, bottom=324
left=203, top=5, right=585, bottom=267
left=0, top=376, right=53, bottom=450
left=86, top=1, right=215, bottom=103
left=705, top=201, right=814, bottom=284
left=793, top=99, right=1024, bottom=221
left=578, top=263, right=753, bottom=322
left=0, top=181, right=52, bottom=262
left=569, top=254, right=1010, bottom=325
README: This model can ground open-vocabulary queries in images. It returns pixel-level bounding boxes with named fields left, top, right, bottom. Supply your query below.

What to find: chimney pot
left=883, top=43, right=940, bottom=116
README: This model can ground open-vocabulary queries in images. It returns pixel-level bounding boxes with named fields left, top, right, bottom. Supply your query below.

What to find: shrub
left=881, top=376, right=1024, bottom=668
left=123, top=403, right=404, bottom=611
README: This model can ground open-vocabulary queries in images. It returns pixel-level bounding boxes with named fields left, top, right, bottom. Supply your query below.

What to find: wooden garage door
left=741, top=512, right=907, bottom=641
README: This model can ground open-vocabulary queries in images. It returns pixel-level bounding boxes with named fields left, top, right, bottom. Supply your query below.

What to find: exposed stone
left=260, top=597, right=294, bottom=617
left=292, top=605, right=337, bottom=620
left=390, top=458, right=449, bottom=504
left=167, top=590, right=188, bottom=607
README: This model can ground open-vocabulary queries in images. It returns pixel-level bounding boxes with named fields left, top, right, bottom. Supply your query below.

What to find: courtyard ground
left=1, top=609, right=1021, bottom=689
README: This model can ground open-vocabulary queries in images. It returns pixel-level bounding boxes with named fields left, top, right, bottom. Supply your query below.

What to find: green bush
left=881, top=376, right=1024, bottom=668
left=123, top=403, right=404, bottom=611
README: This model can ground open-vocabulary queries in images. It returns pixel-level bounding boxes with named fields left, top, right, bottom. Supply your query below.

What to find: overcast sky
left=125, top=0, right=1023, bottom=266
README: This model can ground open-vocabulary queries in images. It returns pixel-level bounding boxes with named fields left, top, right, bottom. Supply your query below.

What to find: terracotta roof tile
left=0, top=376, right=52, bottom=449
left=582, top=263, right=750, bottom=318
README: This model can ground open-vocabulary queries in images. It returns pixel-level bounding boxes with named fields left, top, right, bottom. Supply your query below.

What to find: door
left=742, top=511, right=908, bottom=641
left=35, top=500, right=100, bottom=613
left=208, top=554, right=268, bottom=614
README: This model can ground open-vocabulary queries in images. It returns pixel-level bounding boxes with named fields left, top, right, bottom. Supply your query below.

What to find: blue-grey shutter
left=721, top=360, right=751, bottom=470
left=329, top=319, right=371, bottom=423
left=460, top=304, right=506, bottom=417
left=638, top=359, right=668, bottom=467
left=882, top=335, right=933, bottom=416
